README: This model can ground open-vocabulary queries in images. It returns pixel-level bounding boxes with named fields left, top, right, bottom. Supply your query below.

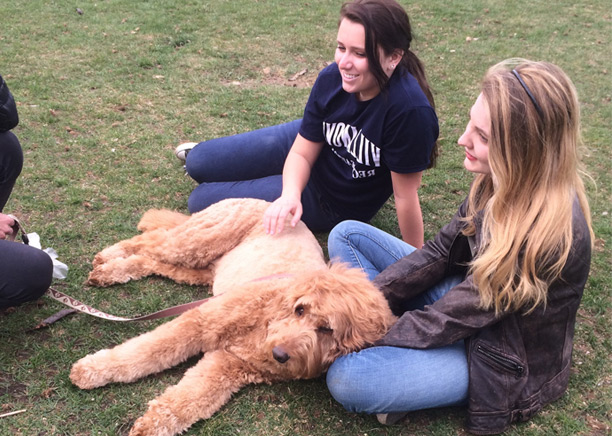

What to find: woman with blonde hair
left=326, top=59, right=593, bottom=434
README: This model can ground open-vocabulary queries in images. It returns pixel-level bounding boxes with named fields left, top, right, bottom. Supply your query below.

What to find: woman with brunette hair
left=326, top=59, right=593, bottom=434
left=176, top=0, right=438, bottom=248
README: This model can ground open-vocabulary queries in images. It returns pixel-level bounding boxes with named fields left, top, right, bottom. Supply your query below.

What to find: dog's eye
left=295, top=305, right=305, bottom=317
left=317, top=326, right=333, bottom=334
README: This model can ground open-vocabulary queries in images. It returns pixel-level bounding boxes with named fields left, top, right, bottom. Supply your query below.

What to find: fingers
left=263, top=203, right=289, bottom=235
left=263, top=199, right=302, bottom=235
left=290, top=206, right=303, bottom=228
left=0, top=226, right=13, bottom=240
left=0, top=213, right=15, bottom=240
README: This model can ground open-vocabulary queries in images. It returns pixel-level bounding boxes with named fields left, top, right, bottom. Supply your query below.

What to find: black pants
left=0, top=130, right=53, bottom=309
left=0, top=130, right=22, bottom=209
left=0, top=239, right=53, bottom=309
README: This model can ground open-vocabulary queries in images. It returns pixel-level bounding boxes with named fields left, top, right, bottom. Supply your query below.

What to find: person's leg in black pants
left=0, top=130, right=52, bottom=309
left=0, top=130, right=23, bottom=211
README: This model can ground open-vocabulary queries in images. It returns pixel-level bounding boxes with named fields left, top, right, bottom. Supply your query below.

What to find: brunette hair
left=339, top=0, right=438, bottom=167
left=464, top=59, right=593, bottom=314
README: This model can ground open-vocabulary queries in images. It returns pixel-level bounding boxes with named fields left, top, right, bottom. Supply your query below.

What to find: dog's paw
left=129, top=400, right=182, bottom=436
left=70, top=350, right=114, bottom=389
left=87, top=262, right=134, bottom=287
left=92, top=245, right=129, bottom=267
left=86, top=269, right=115, bottom=287
left=91, top=253, right=106, bottom=268
left=129, top=417, right=171, bottom=436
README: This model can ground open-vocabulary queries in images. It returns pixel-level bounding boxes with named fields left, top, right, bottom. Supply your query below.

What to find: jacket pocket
left=475, top=343, right=525, bottom=378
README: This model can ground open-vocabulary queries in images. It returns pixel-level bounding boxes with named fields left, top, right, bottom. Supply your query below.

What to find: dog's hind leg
left=91, top=199, right=268, bottom=275
left=137, top=209, right=189, bottom=232
left=91, top=233, right=150, bottom=268
left=87, top=254, right=214, bottom=286
left=91, top=214, right=185, bottom=268
left=136, top=198, right=268, bottom=269
left=92, top=210, right=189, bottom=267
left=91, top=241, right=131, bottom=267
left=92, top=209, right=251, bottom=274
left=70, top=307, right=206, bottom=390
left=129, top=350, right=263, bottom=436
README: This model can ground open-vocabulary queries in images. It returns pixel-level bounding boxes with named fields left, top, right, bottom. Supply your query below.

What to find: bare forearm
left=396, top=199, right=424, bottom=247
left=391, top=171, right=425, bottom=247
left=281, top=151, right=312, bottom=200
left=263, top=135, right=323, bottom=234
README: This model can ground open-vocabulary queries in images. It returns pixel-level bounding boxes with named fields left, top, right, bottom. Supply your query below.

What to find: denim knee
left=327, top=220, right=361, bottom=261
left=326, top=357, right=365, bottom=413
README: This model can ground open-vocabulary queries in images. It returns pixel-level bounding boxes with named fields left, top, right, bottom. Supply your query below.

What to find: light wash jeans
left=184, top=119, right=337, bottom=231
left=326, top=220, right=468, bottom=414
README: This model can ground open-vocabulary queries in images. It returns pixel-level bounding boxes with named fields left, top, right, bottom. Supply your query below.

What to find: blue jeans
left=326, top=220, right=468, bottom=414
left=185, top=120, right=337, bottom=231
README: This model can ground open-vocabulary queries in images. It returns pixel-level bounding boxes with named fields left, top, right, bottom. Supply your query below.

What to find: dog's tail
left=137, top=209, right=190, bottom=232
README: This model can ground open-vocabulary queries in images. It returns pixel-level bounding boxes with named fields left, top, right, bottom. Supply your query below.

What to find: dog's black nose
left=272, top=346, right=290, bottom=363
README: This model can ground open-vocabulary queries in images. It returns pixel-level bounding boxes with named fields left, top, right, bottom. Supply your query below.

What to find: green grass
left=1, top=0, right=610, bottom=434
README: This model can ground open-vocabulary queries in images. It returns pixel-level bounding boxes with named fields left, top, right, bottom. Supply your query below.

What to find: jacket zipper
left=476, top=345, right=525, bottom=378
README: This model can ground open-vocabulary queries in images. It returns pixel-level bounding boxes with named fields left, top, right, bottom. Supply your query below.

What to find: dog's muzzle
left=272, top=346, right=290, bottom=363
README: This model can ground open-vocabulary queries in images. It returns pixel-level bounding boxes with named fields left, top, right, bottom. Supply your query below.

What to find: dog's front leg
left=70, top=307, right=205, bottom=389
left=129, top=350, right=262, bottom=436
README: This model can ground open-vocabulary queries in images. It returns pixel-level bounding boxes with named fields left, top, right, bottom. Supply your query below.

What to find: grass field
left=0, top=0, right=610, bottom=435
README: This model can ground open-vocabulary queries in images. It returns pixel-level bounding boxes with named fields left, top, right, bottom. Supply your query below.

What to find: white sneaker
left=175, top=142, right=198, bottom=162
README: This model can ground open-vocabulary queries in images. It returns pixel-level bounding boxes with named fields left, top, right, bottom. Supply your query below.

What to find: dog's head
left=265, top=263, right=396, bottom=379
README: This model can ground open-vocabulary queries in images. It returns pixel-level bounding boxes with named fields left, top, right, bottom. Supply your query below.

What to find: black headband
left=511, top=69, right=544, bottom=118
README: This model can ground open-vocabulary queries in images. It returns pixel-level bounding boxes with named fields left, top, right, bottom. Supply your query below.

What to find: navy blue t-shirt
left=299, top=63, right=438, bottom=222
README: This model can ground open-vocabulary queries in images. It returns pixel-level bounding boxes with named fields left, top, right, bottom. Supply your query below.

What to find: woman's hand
left=263, top=134, right=323, bottom=236
left=0, top=213, right=16, bottom=240
left=263, top=196, right=303, bottom=235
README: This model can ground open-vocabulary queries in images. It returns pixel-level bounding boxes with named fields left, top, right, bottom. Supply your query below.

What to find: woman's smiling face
left=335, top=18, right=396, bottom=101
left=458, top=93, right=492, bottom=175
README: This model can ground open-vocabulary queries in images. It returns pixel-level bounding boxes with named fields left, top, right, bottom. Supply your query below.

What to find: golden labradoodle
left=70, top=198, right=396, bottom=436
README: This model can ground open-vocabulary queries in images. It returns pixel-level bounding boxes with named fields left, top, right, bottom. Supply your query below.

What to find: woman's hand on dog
left=263, top=196, right=302, bottom=235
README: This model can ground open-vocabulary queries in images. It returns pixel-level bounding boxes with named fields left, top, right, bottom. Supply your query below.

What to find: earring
left=390, top=64, right=395, bottom=69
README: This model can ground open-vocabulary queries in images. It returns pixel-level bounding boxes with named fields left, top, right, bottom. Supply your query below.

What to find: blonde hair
left=464, top=59, right=593, bottom=314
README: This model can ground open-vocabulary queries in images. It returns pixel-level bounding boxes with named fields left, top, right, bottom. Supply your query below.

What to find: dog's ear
left=297, top=263, right=396, bottom=353
left=331, top=308, right=391, bottom=353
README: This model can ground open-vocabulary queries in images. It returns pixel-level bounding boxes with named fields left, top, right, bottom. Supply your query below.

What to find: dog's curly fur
left=70, top=198, right=396, bottom=436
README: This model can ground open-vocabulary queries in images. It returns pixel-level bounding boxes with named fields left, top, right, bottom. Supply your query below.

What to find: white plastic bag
left=26, top=232, right=69, bottom=280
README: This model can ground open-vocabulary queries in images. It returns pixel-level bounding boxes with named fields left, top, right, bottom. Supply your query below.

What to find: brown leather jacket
left=373, top=197, right=591, bottom=434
